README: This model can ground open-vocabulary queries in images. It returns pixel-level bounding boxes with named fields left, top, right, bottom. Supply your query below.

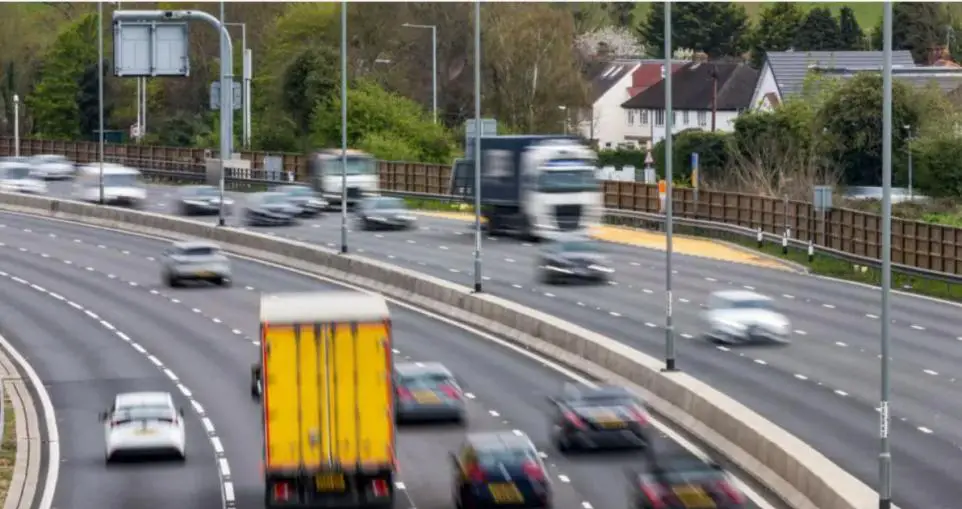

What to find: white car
left=702, top=290, right=791, bottom=345
left=0, top=159, right=48, bottom=194
left=28, top=154, right=75, bottom=180
left=101, top=391, right=186, bottom=462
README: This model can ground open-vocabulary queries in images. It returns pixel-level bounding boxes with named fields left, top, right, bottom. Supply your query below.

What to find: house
left=760, top=50, right=916, bottom=104
left=576, top=59, right=686, bottom=149
left=619, top=58, right=765, bottom=143
left=811, top=65, right=962, bottom=94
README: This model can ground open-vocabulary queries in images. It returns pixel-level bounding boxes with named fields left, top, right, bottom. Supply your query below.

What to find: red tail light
left=563, top=410, right=587, bottom=429
left=522, top=460, right=546, bottom=481
left=466, top=464, right=485, bottom=482
left=439, top=384, right=462, bottom=399
left=272, top=482, right=292, bottom=502
left=629, top=406, right=649, bottom=425
left=371, top=479, right=390, bottom=497
left=715, top=480, right=745, bottom=503
left=397, top=387, right=413, bottom=401
left=639, top=483, right=666, bottom=508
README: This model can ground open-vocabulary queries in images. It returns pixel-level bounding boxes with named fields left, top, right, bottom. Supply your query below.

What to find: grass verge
left=0, top=389, right=17, bottom=507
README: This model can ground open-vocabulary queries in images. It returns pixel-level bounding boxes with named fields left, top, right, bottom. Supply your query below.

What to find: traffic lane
left=390, top=311, right=764, bottom=509
left=0, top=254, right=223, bottom=509
left=8, top=212, right=962, bottom=439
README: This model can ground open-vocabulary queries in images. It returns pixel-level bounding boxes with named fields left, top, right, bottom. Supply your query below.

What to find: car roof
left=562, top=384, right=632, bottom=401
left=711, top=290, right=770, bottom=302
left=115, top=391, right=172, bottom=407
left=395, top=362, right=452, bottom=377
left=466, top=431, right=534, bottom=452
left=78, top=163, right=138, bottom=174
left=182, top=185, right=215, bottom=192
left=172, top=240, right=220, bottom=251
left=253, top=192, right=284, bottom=199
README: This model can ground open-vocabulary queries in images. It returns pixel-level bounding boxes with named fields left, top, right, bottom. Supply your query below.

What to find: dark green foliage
left=281, top=45, right=339, bottom=137
left=910, top=135, right=962, bottom=198
left=793, top=7, right=842, bottom=51
left=838, top=7, right=866, bottom=50
left=870, top=3, right=950, bottom=63
left=638, top=2, right=751, bottom=58
left=76, top=60, right=112, bottom=138
left=749, top=3, right=804, bottom=67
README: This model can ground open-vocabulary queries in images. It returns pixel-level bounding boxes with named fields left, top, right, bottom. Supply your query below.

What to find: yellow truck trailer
left=251, top=291, right=396, bottom=508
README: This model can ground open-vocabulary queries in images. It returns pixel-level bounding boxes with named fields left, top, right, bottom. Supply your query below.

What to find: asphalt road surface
left=0, top=210, right=767, bottom=509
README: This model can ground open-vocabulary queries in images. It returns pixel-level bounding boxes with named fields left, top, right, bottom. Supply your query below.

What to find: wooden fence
left=1, top=136, right=960, bottom=275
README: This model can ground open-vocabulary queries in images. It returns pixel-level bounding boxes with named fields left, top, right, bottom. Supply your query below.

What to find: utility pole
left=878, top=2, right=894, bottom=508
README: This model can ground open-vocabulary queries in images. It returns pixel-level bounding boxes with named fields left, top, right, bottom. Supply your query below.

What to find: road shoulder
left=0, top=341, right=42, bottom=509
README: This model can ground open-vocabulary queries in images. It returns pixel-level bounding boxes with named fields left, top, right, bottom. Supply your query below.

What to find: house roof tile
left=620, top=62, right=760, bottom=110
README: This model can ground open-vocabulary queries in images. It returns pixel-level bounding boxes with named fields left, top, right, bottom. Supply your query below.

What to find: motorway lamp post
left=472, top=0, right=483, bottom=293
left=401, top=23, right=438, bottom=124
left=558, top=105, right=567, bottom=135
left=12, top=94, right=19, bottom=158
left=879, top=2, right=894, bottom=509
left=340, top=1, right=349, bottom=254
left=663, top=1, right=677, bottom=372
left=225, top=22, right=251, bottom=148
left=904, top=124, right=914, bottom=201
left=98, top=1, right=105, bottom=204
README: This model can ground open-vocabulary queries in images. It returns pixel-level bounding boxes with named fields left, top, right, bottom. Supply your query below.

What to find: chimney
left=693, top=51, right=709, bottom=64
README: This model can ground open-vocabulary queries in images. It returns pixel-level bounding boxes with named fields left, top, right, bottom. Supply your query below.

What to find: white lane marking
left=680, top=333, right=693, bottom=339
left=782, top=294, right=794, bottom=299
left=866, top=313, right=879, bottom=319
left=910, top=324, right=925, bottom=331
left=742, top=285, right=755, bottom=290
left=678, top=297, right=689, bottom=303
left=794, top=374, right=808, bottom=380
left=644, top=322, right=656, bottom=328
left=557, top=474, right=571, bottom=483
left=918, top=426, right=934, bottom=434
left=488, top=410, right=500, bottom=417
left=923, top=369, right=939, bottom=376
left=704, top=277, right=717, bottom=282
left=0, top=269, right=232, bottom=508
left=609, top=311, right=621, bottom=317
left=794, top=330, right=807, bottom=336
left=834, top=390, right=848, bottom=397
left=753, top=359, right=767, bottom=365
left=835, top=341, right=847, bottom=347
left=642, top=288, right=653, bottom=294
left=822, top=303, right=836, bottom=309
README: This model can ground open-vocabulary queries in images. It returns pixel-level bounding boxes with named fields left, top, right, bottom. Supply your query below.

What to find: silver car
left=702, top=290, right=791, bottom=345
left=160, top=240, right=232, bottom=287
left=394, top=362, right=465, bottom=424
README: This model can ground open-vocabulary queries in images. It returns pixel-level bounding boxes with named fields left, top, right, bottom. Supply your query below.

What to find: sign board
left=813, top=185, right=833, bottom=212
left=644, top=151, right=654, bottom=166
left=210, top=81, right=242, bottom=111
left=643, top=168, right=656, bottom=184
left=264, top=155, right=283, bottom=181
left=113, top=21, right=190, bottom=77
left=658, top=179, right=667, bottom=196
left=690, top=152, right=700, bottom=188
left=465, top=118, right=497, bottom=160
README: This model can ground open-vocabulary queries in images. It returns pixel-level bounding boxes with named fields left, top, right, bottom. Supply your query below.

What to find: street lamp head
left=12, top=94, right=18, bottom=103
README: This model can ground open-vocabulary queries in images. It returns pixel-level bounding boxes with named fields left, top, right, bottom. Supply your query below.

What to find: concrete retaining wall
left=0, top=192, right=885, bottom=509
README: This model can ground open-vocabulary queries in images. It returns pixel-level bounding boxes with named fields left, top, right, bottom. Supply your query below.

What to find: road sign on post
left=658, top=179, right=667, bottom=213
left=465, top=118, right=497, bottom=160
left=690, top=152, right=700, bottom=203
left=113, top=21, right=190, bottom=77
left=209, top=81, right=242, bottom=111
left=813, top=185, right=833, bottom=212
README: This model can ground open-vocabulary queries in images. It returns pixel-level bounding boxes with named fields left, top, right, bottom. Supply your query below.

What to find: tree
left=749, top=3, right=804, bottom=67
left=793, top=7, right=842, bottom=51
left=25, top=12, right=100, bottom=139
left=281, top=45, right=339, bottom=138
left=871, top=3, right=950, bottom=63
left=912, top=134, right=962, bottom=198
left=76, top=60, right=113, bottom=139
left=576, top=26, right=645, bottom=60
left=638, top=2, right=751, bottom=59
left=838, top=6, right=866, bottom=50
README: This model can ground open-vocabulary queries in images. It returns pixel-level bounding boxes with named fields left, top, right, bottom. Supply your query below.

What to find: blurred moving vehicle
left=100, top=391, right=186, bottom=463
left=28, top=154, right=75, bottom=180
left=355, top=196, right=417, bottom=231
left=251, top=291, right=396, bottom=509
left=176, top=185, right=233, bottom=216
left=702, top=290, right=791, bottom=345
left=395, top=362, right=464, bottom=424
left=160, top=240, right=232, bottom=288
left=548, top=383, right=651, bottom=452
left=629, top=454, right=746, bottom=509
left=451, top=431, right=552, bottom=509
left=72, top=163, right=145, bottom=207
left=243, top=192, right=300, bottom=226
left=307, top=149, right=379, bottom=209
left=0, top=157, right=48, bottom=194
left=271, top=184, right=328, bottom=217
left=537, top=236, right=613, bottom=285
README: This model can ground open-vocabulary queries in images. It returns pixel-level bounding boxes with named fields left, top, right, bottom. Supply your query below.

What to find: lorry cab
left=307, top=149, right=379, bottom=209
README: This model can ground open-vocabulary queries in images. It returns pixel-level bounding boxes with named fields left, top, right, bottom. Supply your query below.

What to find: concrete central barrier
left=0, top=192, right=886, bottom=509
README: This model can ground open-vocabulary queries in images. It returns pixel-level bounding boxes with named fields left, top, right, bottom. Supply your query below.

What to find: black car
left=451, top=432, right=552, bottom=509
left=548, top=384, right=651, bottom=453
left=243, top=192, right=300, bottom=226
left=395, top=362, right=465, bottom=424
left=629, top=455, right=746, bottom=509
left=355, top=196, right=417, bottom=231
left=271, top=184, right=328, bottom=217
left=537, top=237, right=614, bottom=285
left=177, top=185, right=234, bottom=216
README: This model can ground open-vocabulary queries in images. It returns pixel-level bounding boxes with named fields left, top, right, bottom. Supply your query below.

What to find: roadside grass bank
left=0, top=391, right=17, bottom=506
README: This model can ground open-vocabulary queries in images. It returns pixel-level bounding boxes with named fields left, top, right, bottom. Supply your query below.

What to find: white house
left=619, top=59, right=775, bottom=144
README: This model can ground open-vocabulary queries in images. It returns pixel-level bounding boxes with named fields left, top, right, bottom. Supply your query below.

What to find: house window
left=697, top=111, right=707, bottom=127
left=641, top=110, right=649, bottom=125
left=655, top=110, right=665, bottom=126
left=627, top=110, right=635, bottom=126
left=683, top=111, right=690, bottom=125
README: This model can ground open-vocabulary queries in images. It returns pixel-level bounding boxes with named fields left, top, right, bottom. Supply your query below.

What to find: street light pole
left=12, top=94, right=19, bottom=158
left=879, top=2, right=893, bottom=509
left=663, top=1, right=677, bottom=372
left=98, top=1, right=105, bottom=204
left=225, top=22, right=250, bottom=148
left=904, top=124, right=914, bottom=201
left=472, top=0, right=483, bottom=293
left=340, top=0, right=349, bottom=254
left=402, top=23, right=438, bottom=124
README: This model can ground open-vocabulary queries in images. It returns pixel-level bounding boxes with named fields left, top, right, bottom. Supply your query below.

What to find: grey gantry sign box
left=113, top=20, right=190, bottom=77
left=812, top=185, right=834, bottom=212
left=209, top=81, right=242, bottom=111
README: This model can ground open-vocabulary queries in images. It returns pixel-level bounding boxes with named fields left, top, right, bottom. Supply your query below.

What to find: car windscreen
left=536, top=166, right=599, bottom=193
left=398, top=372, right=452, bottom=389
left=103, top=174, right=140, bottom=187
left=179, top=246, right=217, bottom=257
left=477, top=447, right=536, bottom=469
left=642, top=466, right=723, bottom=485
left=283, top=186, right=313, bottom=196
left=186, top=187, right=218, bottom=197
left=34, top=155, right=67, bottom=163
left=323, top=157, right=377, bottom=176
left=3, top=166, right=31, bottom=179
left=112, top=405, right=175, bottom=423
left=729, top=299, right=773, bottom=311
left=259, top=194, right=288, bottom=204
left=558, top=241, right=599, bottom=253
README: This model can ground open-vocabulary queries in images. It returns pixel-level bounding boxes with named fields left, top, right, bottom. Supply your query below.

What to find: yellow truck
left=251, top=291, right=396, bottom=508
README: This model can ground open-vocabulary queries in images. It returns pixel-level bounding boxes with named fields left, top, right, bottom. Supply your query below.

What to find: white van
left=0, top=157, right=48, bottom=194
left=73, top=163, right=146, bottom=207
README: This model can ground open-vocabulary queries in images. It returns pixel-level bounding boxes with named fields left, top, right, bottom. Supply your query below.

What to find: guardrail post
left=808, top=240, right=814, bottom=263
left=756, top=227, right=763, bottom=248
left=782, top=232, right=788, bottom=255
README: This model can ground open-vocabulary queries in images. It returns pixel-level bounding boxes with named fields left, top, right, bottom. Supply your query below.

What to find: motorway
left=0, top=210, right=769, bottom=509
left=40, top=181, right=962, bottom=508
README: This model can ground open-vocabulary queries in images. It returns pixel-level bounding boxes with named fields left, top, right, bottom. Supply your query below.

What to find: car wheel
left=104, top=451, right=112, bottom=464
left=539, top=270, right=555, bottom=285
left=167, top=275, right=181, bottom=288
